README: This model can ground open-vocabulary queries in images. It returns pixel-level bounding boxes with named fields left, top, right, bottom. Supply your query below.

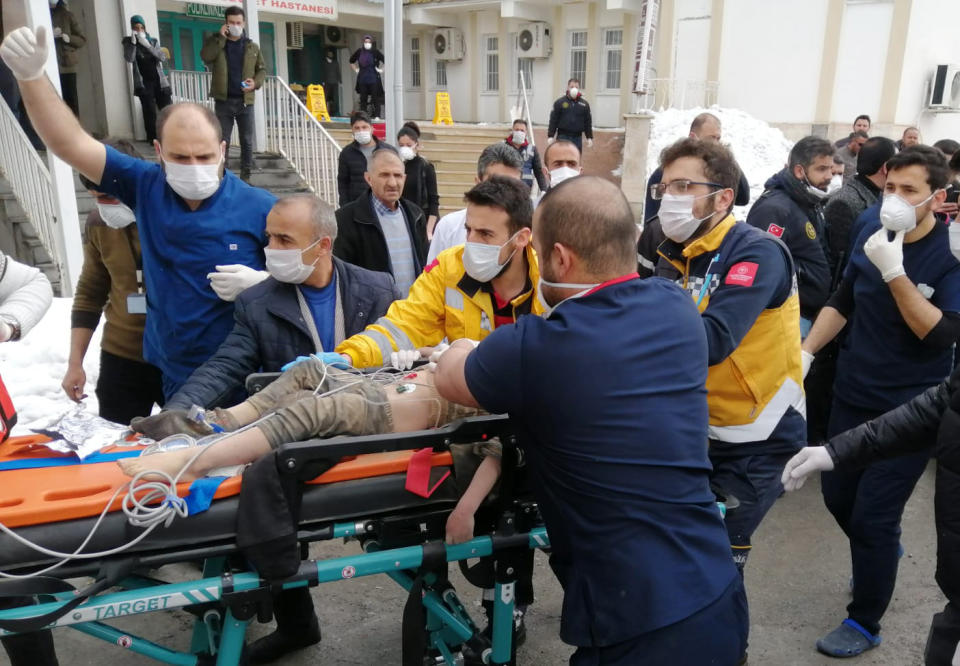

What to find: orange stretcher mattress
left=0, top=435, right=453, bottom=529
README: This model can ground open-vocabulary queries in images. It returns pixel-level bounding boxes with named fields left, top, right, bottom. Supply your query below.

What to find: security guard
left=652, top=137, right=806, bottom=581
left=336, top=175, right=542, bottom=368
left=546, top=78, right=593, bottom=153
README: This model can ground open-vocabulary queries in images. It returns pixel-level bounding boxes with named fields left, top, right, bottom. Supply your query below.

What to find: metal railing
left=634, top=78, right=720, bottom=111
left=168, top=70, right=342, bottom=205
left=0, top=96, right=58, bottom=273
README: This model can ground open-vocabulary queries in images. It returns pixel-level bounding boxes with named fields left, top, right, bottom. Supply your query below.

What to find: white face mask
left=827, top=174, right=843, bottom=195
left=658, top=192, right=719, bottom=243
left=162, top=153, right=223, bottom=201
left=462, top=230, right=521, bottom=283
left=511, top=130, right=526, bottom=145
left=354, top=130, right=372, bottom=145
left=227, top=24, right=243, bottom=38
left=398, top=146, right=416, bottom=162
left=549, top=166, right=579, bottom=188
left=568, top=87, right=579, bottom=98
left=264, top=239, right=321, bottom=284
left=96, top=201, right=136, bottom=229
left=536, top=277, right=599, bottom=318
left=363, top=42, right=372, bottom=50
left=879, top=192, right=935, bottom=232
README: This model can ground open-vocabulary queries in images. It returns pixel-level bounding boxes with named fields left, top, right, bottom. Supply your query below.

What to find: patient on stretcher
left=120, top=359, right=500, bottom=543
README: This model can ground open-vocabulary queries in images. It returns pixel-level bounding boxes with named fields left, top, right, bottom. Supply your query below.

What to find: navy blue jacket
left=165, top=258, right=399, bottom=409
left=746, top=169, right=831, bottom=319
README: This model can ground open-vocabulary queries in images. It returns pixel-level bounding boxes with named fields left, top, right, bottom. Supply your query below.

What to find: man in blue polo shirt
left=1, top=25, right=275, bottom=400
left=435, top=176, right=746, bottom=664
left=802, top=146, right=960, bottom=658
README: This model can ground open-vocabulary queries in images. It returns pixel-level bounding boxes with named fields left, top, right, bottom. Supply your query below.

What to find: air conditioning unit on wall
left=325, top=25, right=347, bottom=47
left=928, top=64, right=960, bottom=109
left=517, top=22, right=551, bottom=59
left=433, top=28, right=465, bottom=61
left=286, top=22, right=304, bottom=49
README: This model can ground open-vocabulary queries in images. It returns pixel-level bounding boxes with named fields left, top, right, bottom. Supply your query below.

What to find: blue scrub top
left=98, top=146, right=276, bottom=394
left=464, top=275, right=738, bottom=647
left=836, top=211, right=960, bottom=411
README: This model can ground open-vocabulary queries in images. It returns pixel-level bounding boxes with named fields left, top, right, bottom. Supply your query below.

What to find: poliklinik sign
left=193, top=0, right=337, bottom=20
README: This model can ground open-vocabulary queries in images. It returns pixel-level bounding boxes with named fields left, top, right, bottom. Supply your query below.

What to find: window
left=484, top=35, right=499, bottom=92
left=569, top=30, right=587, bottom=88
left=516, top=58, right=533, bottom=92
left=601, top=29, right=623, bottom=91
left=435, top=59, right=447, bottom=88
left=410, top=37, right=421, bottom=88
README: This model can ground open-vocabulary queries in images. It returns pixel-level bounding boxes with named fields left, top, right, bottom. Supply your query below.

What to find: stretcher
left=0, top=414, right=547, bottom=665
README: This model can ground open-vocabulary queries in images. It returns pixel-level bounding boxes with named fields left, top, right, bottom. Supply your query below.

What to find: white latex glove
left=801, top=350, right=814, bottom=379
left=781, top=446, right=835, bottom=492
left=425, top=342, right=450, bottom=371
left=0, top=26, right=49, bottom=81
left=53, top=27, right=62, bottom=38
left=206, top=264, right=269, bottom=302
left=61, top=33, right=69, bottom=43
left=864, top=228, right=906, bottom=282
left=375, top=66, right=383, bottom=74
left=547, top=137, right=556, bottom=146
left=586, top=138, right=594, bottom=149
left=389, top=349, right=420, bottom=370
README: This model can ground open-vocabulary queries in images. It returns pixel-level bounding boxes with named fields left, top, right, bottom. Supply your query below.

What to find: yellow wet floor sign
left=433, top=92, right=453, bottom=125
left=306, top=84, right=331, bottom=122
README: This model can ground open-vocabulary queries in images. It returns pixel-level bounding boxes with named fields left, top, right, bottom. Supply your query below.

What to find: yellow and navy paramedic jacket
left=336, top=244, right=542, bottom=368
left=655, top=215, right=806, bottom=454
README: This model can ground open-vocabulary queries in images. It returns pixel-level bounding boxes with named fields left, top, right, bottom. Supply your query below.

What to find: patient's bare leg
left=118, top=428, right=272, bottom=482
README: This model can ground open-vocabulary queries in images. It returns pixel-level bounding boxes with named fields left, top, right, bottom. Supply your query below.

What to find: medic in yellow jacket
left=337, top=194, right=542, bottom=368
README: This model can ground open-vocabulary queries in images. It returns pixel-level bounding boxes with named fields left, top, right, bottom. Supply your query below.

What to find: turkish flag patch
left=423, top=258, right=440, bottom=273
left=766, top=223, right=784, bottom=238
left=725, top=262, right=759, bottom=287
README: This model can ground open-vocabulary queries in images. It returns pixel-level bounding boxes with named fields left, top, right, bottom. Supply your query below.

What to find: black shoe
left=247, top=616, right=321, bottom=664
left=461, top=611, right=526, bottom=664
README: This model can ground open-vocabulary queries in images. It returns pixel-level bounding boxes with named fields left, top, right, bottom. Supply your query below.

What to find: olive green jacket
left=51, top=3, right=86, bottom=73
left=200, top=33, right=265, bottom=105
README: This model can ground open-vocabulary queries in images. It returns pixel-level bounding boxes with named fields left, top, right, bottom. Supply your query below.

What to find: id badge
left=126, top=293, right=147, bottom=315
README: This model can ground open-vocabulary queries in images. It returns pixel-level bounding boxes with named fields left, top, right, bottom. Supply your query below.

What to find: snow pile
left=0, top=298, right=103, bottom=434
left=647, top=107, right=794, bottom=214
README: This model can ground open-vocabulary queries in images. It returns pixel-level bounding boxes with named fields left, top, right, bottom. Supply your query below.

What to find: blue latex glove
left=281, top=353, right=350, bottom=371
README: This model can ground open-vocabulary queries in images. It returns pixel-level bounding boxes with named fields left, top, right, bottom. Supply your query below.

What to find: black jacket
left=402, top=155, right=439, bottom=219
left=333, top=190, right=428, bottom=280
left=547, top=94, right=592, bottom=139
left=644, top=165, right=752, bottom=222
left=746, top=169, right=831, bottom=319
left=337, top=138, right=387, bottom=205
left=165, top=258, right=399, bottom=410
left=827, top=365, right=960, bottom=607
left=822, top=174, right=882, bottom=280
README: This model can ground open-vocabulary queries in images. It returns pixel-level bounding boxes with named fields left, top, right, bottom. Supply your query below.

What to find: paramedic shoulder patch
left=725, top=262, right=759, bottom=287
left=766, top=223, right=784, bottom=238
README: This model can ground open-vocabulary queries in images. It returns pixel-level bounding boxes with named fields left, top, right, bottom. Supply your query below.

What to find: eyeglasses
left=650, top=179, right=724, bottom=201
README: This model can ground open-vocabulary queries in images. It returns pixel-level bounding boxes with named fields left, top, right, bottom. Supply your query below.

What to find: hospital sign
left=189, top=0, right=337, bottom=20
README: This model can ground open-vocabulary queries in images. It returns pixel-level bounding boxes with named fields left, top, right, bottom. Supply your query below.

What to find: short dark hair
left=690, top=112, right=720, bottom=134
left=856, top=137, right=897, bottom=177
left=80, top=138, right=141, bottom=190
left=933, top=139, right=960, bottom=158
left=567, top=78, right=580, bottom=87
left=156, top=102, right=222, bottom=143
left=788, top=136, right=835, bottom=170
left=512, top=118, right=528, bottom=129
left=224, top=6, right=244, bottom=19
left=854, top=114, right=871, bottom=126
left=542, top=139, right=580, bottom=166
left=536, top=177, right=638, bottom=276
left=832, top=154, right=845, bottom=166
left=850, top=130, right=869, bottom=142
left=659, top=137, right=741, bottom=195
left=463, top=176, right=532, bottom=234
left=350, top=111, right=371, bottom=127
left=950, top=150, right=960, bottom=173
left=886, top=145, right=950, bottom=191
left=476, top=143, right=523, bottom=178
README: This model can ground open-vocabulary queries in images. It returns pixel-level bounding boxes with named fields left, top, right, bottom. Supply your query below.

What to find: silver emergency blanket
left=30, top=404, right=139, bottom=459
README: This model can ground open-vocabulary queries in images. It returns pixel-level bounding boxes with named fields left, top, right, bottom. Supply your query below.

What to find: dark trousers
left=357, top=81, right=379, bottom=118
left=59, top=72, right=78, bottom=116
left=570, top=576, right=748, bottom=666
left=710, top=449, right=794, bottom=571
left=0, top=597, right=58, bottom=665
left=322, top=83, right=338, bottom=117
left=215, top=97, right=255, bottom=172
left=805, top=338, right=839, bottom=444
left=926, top=601, right=960, bottom=665
left=95, top=350, right=164, bottom=424
left=137, top=84, right=173, bottom=144
left=556, top=132, right=583, bottom=154
left=821, top=398, right=931, bottom=635
left=272, top=587, right=319, bottom=636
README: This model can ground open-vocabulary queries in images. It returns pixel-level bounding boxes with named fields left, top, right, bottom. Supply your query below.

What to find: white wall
left=830, top=1, right=892, bottom=125
left=716, top=0, right=829, bottom=124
